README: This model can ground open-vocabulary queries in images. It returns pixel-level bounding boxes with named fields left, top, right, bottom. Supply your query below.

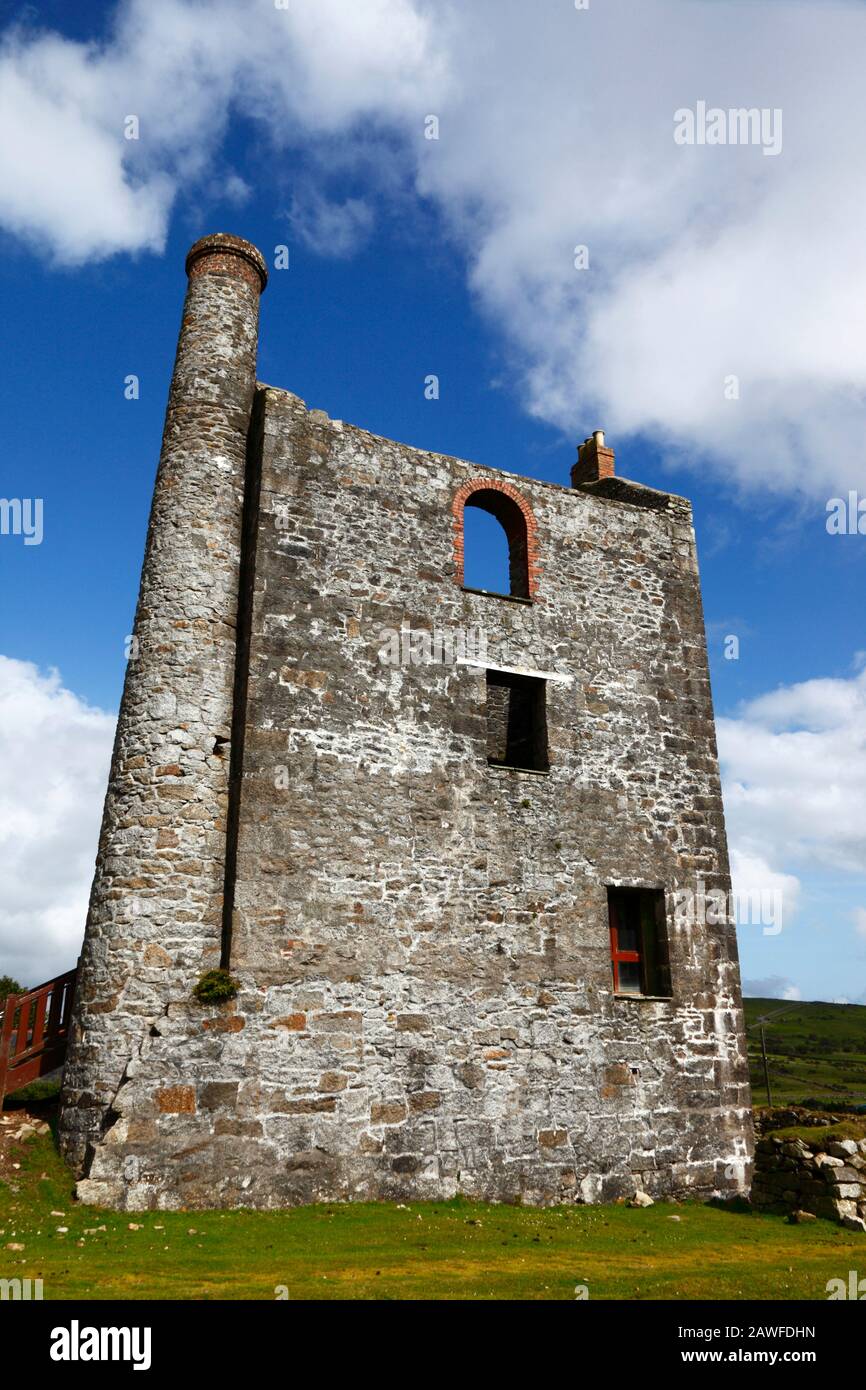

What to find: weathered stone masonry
left=752, top=1111, right=866, bottom=1233
left=59, top=234, right=753, bottom=1210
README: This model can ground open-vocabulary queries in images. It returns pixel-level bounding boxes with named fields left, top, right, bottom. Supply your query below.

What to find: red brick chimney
left=571, top=430, right=615, bottom=487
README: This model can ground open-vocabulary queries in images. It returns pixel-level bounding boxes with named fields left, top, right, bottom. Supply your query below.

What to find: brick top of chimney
left=185, top=233, right=268, bottom=294
left=571, top=430, right=615, bottom=488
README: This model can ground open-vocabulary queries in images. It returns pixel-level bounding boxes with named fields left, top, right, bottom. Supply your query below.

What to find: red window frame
left=607, top=888, right=672, bottom=998
left=608, top=895, right=642, bottom=994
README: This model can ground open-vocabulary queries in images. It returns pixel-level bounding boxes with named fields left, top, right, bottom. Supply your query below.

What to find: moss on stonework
left=769, top=1118, right=866, bottom=1149
left=192, top=970, right=240, bottom=1005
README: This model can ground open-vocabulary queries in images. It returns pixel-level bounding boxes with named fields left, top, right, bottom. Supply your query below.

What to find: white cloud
left=718, top=663, right=866, bottom=997
left=718, top=665, right=866, bottom=877
left=0, top=0, right=443, bottom=263
left=728, top=847, right=800, bottom=935
left=0, top=657, right=115, bottom=987
left=0, top=46, right=172, bottom=263
left=742, top=976, right=801, bottom=1002
left=417, top=0, right=866, bottom=500
left=221, top=173, right=251, bottom=207
left=2, top=0, right=866, bottom=491
left=289, top=186, right=375, bottom=258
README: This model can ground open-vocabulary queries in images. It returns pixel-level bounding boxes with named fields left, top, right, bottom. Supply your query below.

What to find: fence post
left=760, top=1025, right=774, bottom=1107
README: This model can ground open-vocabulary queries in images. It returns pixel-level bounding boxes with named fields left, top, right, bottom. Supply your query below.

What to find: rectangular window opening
left=486, top=670, right=549, bottom=772
left=608, top=888, right=672, bottom=998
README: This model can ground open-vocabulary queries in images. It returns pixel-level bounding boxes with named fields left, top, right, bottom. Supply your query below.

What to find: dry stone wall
left=752, top=1111, right=866, bottom=1232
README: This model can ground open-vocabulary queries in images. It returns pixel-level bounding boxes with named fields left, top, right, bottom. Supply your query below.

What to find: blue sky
left=1, top=0, right=865, bottom=1000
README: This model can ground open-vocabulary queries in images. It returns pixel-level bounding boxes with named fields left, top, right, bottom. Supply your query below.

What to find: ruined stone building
left=59, top=234, right=753, bottom=1209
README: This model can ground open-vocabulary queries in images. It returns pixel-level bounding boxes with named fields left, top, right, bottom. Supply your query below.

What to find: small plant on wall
left=192, top=969, right=239, bottom=1005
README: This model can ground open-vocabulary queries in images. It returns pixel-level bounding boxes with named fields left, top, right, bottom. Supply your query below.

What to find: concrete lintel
left=457, top=658, right=574, bottom=685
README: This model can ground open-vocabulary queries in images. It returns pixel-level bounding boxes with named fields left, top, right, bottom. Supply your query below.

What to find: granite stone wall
left=752, top=1113, right=866, bottom=1233
left=60, top=237, right=753, bottom=1210
left=58, top=235, right=267, bottom=1174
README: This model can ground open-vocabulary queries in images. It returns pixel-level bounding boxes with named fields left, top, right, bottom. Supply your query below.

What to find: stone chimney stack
left=59, top=234, right=267, bottom=1173
left=571, top=429, right=615, bottom=487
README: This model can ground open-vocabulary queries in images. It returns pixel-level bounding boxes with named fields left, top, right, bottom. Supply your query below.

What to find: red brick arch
left=452, top=479, right=541, bottom=600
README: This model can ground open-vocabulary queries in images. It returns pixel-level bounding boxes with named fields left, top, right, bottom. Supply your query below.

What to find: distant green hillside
left=743, top=997, right=866, bottom=1107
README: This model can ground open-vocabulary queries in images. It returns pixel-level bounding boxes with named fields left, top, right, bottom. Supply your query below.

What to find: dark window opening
left=608, top=888, right=672, bottom=998
left=486, top=671, right=549, bottom=772
left=464, top=490, right=530, bottom=599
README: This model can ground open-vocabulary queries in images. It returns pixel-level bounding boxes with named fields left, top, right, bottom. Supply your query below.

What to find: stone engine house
left=59, top=234, right=754, bottom=1210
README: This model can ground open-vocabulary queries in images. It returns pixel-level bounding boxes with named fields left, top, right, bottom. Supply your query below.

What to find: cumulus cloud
left=0, top=0, right=443, bottom=263
left=718, top=665, right=866, bottom=877
left=741, top=976, right=801, bottom=1002
left=413, top=0, right=866, bottom=499
left=0, top=657, right=115, bottom=988
left=2, top=1, right=866, bottom=495
left=728, top=847, right=800, bottom=936
left=717, top=661, right=866, bottom=997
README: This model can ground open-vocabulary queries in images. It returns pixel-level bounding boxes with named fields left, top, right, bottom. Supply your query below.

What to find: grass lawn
left=1, top=1118, right=862, bottom=1301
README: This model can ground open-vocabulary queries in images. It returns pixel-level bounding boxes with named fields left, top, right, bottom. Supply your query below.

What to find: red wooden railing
left=0, top=970, right=77, bottom=1105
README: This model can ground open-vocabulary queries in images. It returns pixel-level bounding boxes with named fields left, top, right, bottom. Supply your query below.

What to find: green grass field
left=1, top=1120, right=862, bottom=1301
left=744, top=997, right=866, bottom=1107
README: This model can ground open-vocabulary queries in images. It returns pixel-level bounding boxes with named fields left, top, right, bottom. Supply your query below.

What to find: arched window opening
left=462, top=488, right=531, bottom=599
left=463, top=506, right=511, bottom=596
